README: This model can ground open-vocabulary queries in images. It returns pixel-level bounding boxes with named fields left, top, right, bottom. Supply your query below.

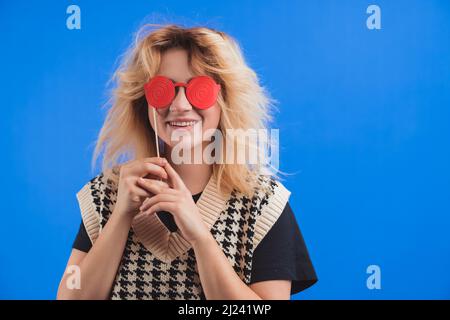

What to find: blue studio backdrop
left=1, top=1, right=449, bottom=299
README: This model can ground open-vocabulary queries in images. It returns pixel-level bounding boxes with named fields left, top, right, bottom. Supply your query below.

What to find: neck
left=164, top=144, right=213, bottom=195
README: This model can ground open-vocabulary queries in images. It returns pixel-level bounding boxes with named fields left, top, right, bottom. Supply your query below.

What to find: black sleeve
left=250, top=202, right=318, bottom=295
left=72, top=220, right=93, bottom=253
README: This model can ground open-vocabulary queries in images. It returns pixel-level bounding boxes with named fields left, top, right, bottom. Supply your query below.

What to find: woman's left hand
left=136, top=159, right=211, bottom=246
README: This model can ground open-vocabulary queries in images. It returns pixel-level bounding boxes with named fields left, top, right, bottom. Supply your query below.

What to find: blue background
left=1, top=0, right=449, bottom=299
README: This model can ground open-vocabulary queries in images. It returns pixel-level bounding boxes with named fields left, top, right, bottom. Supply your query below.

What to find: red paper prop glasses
left=144, top=75, right=221, bottom=110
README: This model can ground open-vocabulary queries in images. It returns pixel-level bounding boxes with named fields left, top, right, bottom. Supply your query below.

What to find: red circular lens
left=186, top=76, right=220, bottom=109
left=144, top=76, right=175, bottom=108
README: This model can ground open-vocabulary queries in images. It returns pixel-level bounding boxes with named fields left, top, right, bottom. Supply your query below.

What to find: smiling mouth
left=167, top=120, right=199, bottom=129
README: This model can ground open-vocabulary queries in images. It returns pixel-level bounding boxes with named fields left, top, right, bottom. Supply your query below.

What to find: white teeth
left=169, top=121, right=197, bottom=127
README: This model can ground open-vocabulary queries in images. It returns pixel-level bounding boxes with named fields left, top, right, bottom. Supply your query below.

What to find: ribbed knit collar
left=131, top=174, right=230, bottom=263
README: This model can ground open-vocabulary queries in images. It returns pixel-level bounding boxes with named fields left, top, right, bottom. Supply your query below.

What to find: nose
left=169, top=87, right=192, bottom=112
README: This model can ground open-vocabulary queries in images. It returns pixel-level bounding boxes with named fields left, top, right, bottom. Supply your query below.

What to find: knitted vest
left=76, top=169, right=291, bottom=300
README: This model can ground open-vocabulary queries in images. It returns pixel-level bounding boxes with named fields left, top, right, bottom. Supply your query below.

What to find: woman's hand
left=137, top=160, right=211, bottom=245
left=114, top=157, right=169, bottom=220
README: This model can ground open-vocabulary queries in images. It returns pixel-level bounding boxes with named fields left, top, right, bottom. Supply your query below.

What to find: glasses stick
left=152, top=108, right=160, bottom=158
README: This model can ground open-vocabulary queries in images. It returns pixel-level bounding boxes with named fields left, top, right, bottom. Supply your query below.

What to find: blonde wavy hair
left=92, top=24, right=278, bottom=197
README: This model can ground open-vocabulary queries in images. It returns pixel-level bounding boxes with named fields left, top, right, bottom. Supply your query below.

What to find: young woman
left=57, top=24, right=317, bottom=300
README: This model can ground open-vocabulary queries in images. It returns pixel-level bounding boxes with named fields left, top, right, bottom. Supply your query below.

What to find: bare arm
left=192, top=233, right=291, bottom=300
left=56, top=210, right=132, bottom=300
left=57, top=157, right=168, bottom=300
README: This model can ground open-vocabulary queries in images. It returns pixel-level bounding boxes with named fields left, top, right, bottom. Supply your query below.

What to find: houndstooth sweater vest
left=76, top=169, right=291, bottom=300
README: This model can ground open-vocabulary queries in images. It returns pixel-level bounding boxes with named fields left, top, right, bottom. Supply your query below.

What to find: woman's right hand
left=113, top=157, right=169, bottom=219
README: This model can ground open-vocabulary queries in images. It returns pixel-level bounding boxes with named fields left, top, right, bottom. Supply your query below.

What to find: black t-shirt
left=72, top=192, right=318, bottom=295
